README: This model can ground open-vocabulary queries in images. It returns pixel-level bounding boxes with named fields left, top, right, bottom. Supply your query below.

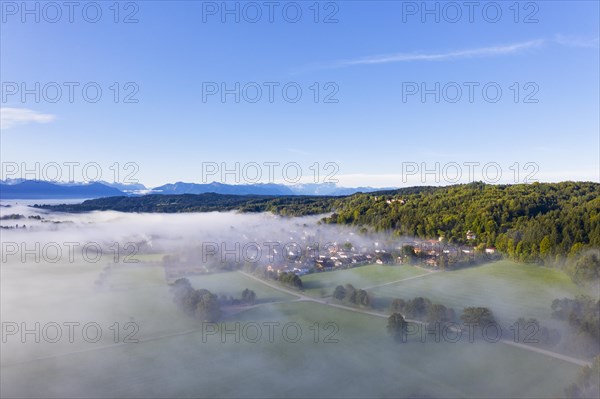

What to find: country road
left=361, top=270, right=441, bottom=290
left=238, top=271, right=387, bottom=318
left=238, top=271, right=592, bottom=367
left=3, top=271, right=590, bottom=369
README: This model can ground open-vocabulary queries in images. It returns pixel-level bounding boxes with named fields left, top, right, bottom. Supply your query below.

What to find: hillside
left=38, top=193, right=337, bottom=216
left=324, top=181, right=600, bottom=274
left=38, top=182, right=599, bottom=257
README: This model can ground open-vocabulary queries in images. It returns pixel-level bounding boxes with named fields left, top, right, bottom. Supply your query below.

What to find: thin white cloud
left=554, top=34, right=599, bottom=48
left=300, top=40, right=545, bottom=72
left=296, top=35, right=597, bottom=73
left=0, top=108, right=56, bottom=130
left=343, top=39, right=545, bottom=66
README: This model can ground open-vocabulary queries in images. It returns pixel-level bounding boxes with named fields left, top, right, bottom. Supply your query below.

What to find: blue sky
left=1, top=0, right=599, bottom=187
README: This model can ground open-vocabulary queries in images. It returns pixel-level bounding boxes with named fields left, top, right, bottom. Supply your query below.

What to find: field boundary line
left=362, top=270, right=440, bottom=290
left=238, top=271, right=593, bottom=367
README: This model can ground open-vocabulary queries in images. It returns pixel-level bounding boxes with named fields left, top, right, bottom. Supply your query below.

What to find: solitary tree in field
left=355, top=289, right=371, bottom=307
left=333, top=285, right=346, bottom=301
left=404, top=297, right=431, bottom=319
left=241, top=288, right=257, bottom=304
left=390, top=298, right=406, bottom=313
left=195, top=292, right=221, bottom=322
left=460, top=307, right=495, bottom=328
left=387, top=313, right=408, bottom=343
left=344, top=284, right=357, bottom=303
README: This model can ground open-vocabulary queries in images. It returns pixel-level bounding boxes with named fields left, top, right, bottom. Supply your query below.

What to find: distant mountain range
left=0, top=180, right=125, bottom=199
left=0, top=180, right=391, bottom=199
left=152, top=182, right=294, bottom=196
left=151, top=182, right=390, bottom=196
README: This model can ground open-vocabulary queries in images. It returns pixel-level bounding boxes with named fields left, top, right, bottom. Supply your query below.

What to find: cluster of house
left=402, top=232, right=497, bottom=269
left=264, top=242, right=375, bottom=274
left=162, top=227, right=499, bottom=281
left=266, top=264, right=311, bottom=275
left=264, top=239, right=402, bottom=275
left=315, top=251, right=374, bottom=270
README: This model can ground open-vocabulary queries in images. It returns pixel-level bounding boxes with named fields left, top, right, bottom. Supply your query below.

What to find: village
left=162, top=228, right=499, bottom=282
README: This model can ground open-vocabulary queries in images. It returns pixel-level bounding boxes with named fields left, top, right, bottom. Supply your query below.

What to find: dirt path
left=361, top=270, right=440, bottom=290
left=5, top=272, right=590, bottom=369
left=413, top=264, right=438, bottom=273
left=238, top=271, right=592, bottom=367
left=501, top=340, right=591, bottom=366
left=222, top=298, right=302, bottom=316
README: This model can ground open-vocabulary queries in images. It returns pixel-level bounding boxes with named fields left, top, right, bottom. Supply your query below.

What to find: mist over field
left=0, top=206, right=394, bottom=398
left=1, top=202, right=361, bottom=254
left=1, top=204, right=595, bottom=398
left=3, top=0, right=599, bottom=396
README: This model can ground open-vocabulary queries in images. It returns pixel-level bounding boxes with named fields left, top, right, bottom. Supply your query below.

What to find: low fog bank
left=1, top=203, right=388, bottom=255
left=0, top=205, right=594, bottom=398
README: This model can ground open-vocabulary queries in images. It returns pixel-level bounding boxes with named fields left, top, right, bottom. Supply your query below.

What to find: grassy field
left=1, top=298, right=582, bottom=398
left=369, top=260, right=587, bottom=324
left=301, top=264, right=429, bottom=297
left=1, top=259, right=590, bottom=398
left=0, top=260, right=294, bottom=363
left=186, top=272, right=297, bottom=303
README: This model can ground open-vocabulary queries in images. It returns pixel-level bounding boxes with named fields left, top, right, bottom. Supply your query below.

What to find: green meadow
left=1, top=259, right=590, bottom=398
left=301, top=264, right=429, bottom=297
left=367, top=261, right=587, bottom=324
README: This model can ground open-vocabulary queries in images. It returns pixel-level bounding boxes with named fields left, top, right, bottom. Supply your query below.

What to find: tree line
left=390, top=297, right=457, bottom=324
left=551, top=296, right=599, bottom=356
left=333, top=284, right=371, bottom=307
left=169, top=278, right=259, bottom=322
left=323, top=182, right=600, bottom=286
left=254, top=268, right=304, bottom=290
left=170, top=278, right=222, bottom=322
left=40, top=193, right=337, bottom=215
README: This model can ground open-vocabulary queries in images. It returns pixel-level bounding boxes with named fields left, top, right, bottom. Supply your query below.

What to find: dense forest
left=324, top=182, right=600, bottom=280
left=38, top=193, right=337, bottom=215
left=40, top=182, right=600, bottom=282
